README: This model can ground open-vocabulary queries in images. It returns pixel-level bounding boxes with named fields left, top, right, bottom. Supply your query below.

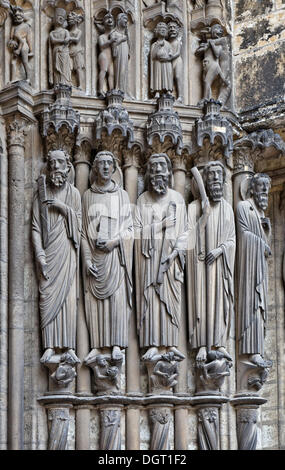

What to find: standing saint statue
left=110, top=13, right=130, bottom=95
left=8, top=5, right=33, bottom=83
left=150, top=22, right=174, bottom=99
left=168, top=21, right=183, bottom=103
left=49, top=8, right=72, bottom=86
left=187, top=161, right=235, bottom=365
left=195, top=23, right=230, bottom=105
left=134, top=153, right=187, bottom=360
left=81, top=151, right=133, bottom=363
left=95, top=12, right=115, bottom=98
left=67, top=12, right=85, bottom=89
left=236, top=173, right=271, bottom=366
left=32, top=149, right=81, bottom=364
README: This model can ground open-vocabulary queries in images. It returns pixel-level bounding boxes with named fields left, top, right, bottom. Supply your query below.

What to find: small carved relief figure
left=192, top=0, right=205, bottom=8
left=49, top=8, right=72, bottom=86
left=197, top=350, right=232, bottom=392
left=50, top=352, right=77, bottom=387
left=32, top=149, right=81, bottom=364
left=81, top=151, right=133, bottom=365
left=67, top=12, right=85, bottom=88
left=195, top=23, right=230, bottom=105
left=95, top=12, right=115, bottom=98
left=236, top=173, right=272, bottom=367
left=150, top=22, right=173, bottom=99
left=148, top=351, right=183, bottom=392
left=187, top=162, right=235, bottom=366
left=168, top=22, right=183, bottom=103
left=134, top=153, right=187, bottom=361
left=91, top=354, right=122, bottom=394
left=110, top=13, right=130, bottom=95
left=8, top=5, right=33, bottom=83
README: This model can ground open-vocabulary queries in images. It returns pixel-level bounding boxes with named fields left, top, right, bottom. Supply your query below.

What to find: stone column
left=172, top=154, right=187, bottom=196
left=98, top=404, right=123, bottom=450
left=192, top=396, right=229, bottom=450
left=174, top=406, right=188, bottom=449
left=73, top=142, right=92, bottom=450
left=6, top=117, right=28, bottom=450
left=123, top=147, right=142, bottom=450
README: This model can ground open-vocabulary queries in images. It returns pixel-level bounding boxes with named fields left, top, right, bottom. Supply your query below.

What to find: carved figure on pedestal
left=8, top=5, right=33, bottom=83
left=81, top=151, right=133, bottom=365
left=110, top=13, right=130, bottom=96
left=67, top=12, right=85, bottom=89
left=134, top=153, right=187, bottom=361
left=236, top=173, right=272, bottom=367
left=168, top=22, right=183, bottom=103
left=50, top=352, right=77, bottom=387
left=49, top=8, right=72, bottom=86
left=150, top=22, right=173, bottom=99
left=95, top=12, right=115, bottom=98
left=196, top=350, right=232, bottom=393
left=32, top=149, right=81, bottom=364
left=147, top=351, right=183, bottom=393
left=91, top=354, right=122, bottom=394
left=195, top=24, right=230, bottom=105
left=187, top=162, right=235, bottom=365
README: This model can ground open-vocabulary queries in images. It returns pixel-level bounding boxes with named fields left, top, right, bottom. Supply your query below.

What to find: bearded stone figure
left=49, top=8, right=72, bottom=86
left=187, top=161, right=235, bottom=365
left=150, top=22, right=174, bottom=98
left=81, top=151, right=133, bottom=364
left=134, top=153, right=187, bottom=361
left=32, top=149, right=81, bottom=364
left=236, top=173, right=272, bottom=367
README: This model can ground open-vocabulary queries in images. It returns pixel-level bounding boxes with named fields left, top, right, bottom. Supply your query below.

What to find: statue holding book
left=81, top=151, right=134, bottom=364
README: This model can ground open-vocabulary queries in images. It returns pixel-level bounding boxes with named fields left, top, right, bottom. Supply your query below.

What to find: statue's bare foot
left=84, top=348, right=99, bottom=365
left=196, top=346, right=207, bottom=366
left=249, top=354, right=265, bottom=368
left=112, top=346, right=124, bottom=362
left=67, top=349, right=81, bottom=364
left=142, top=347, right=159, bottom=361
left=168, top=347, right=185, bottom=360
left=217, top=347, right=232, bottom=361
left=176, top=96, right=183, bottom=104
left=40, top=348, right=55, bottom=364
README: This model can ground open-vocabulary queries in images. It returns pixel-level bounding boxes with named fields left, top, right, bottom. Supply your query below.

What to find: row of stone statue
left=32, top=148, right=271, bottom=393
left=8, top=6, right=230, bottom=105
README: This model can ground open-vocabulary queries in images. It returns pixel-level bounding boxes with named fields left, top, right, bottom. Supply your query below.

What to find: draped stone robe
left=187, top=198, right=235, bottom=351
left=32, top=182, right=81, bottom=350
left=134, top=189, right=187, bottom=349
left=111, top=29, right=129, bottom=93
left=236, top=199, right=270, bottom=356
left=81, top=183, right=133, bottom=349
left=150, top=39, right=173, bottom=94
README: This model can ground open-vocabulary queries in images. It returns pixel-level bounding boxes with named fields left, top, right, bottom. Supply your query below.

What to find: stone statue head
left=203, top=160, right=226, bottom=202
left=250, top=173, right=271, bottom=211
left=168, top=22, right=179, bottom=39
left=95, top=354, right=109, bottom=368
left=117, top=12, right=128, bottom=28
left=91, top=150, right=117, bottom=185
left=54, top=8, right=67, bottom=27
left=47, top=149, right=71, bottom=188
left=211, top=23, right=224, bottom=39
left=146, top=153, right=172, bottom=195
left=154, top=22, right=168, bottom=39
left=103, top=12, right=115, bottom=29
left=67, top=11, right=84, bottom=27
left=11, top=6, right=24, bottom=24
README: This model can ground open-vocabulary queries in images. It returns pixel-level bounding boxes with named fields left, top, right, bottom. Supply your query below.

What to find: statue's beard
left=49, top=169, right=68, bottom=188
left=254, top=192, right=268, bottom=211
left=149, top=175, right=169, bottom=195
left=207, top=182, right=223, bottom=202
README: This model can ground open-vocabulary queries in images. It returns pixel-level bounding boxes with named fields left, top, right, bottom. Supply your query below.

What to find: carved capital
left=6, top=117, right=28, bottom=148
left=123, top=145, right=142, bottom=170
left=233, top=145, right=257, bottom=175
left=74, top=140, right=92, bottom=166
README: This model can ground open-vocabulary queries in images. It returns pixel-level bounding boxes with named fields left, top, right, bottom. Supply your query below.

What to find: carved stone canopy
left=194, top=99, right=233, bottom=161
left=42, top=84, right=80, bottom=137
left=146, top=92, right=183, bottom=155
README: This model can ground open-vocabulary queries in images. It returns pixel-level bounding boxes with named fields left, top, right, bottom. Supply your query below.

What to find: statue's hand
left=162, top=213, right=176, bottom=230
left=38, top=257, right=49, bottom=280
left=96, top=238, right=119, bottom=253
left=87, top=262, right=98, bottom=277
left=205, top=247, right=222, bottom=265
left=161, top=249, right=178, bottom=271
left=264, top=243, right=272, bottom=258
left=44, top=199, right=68, bottom=217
